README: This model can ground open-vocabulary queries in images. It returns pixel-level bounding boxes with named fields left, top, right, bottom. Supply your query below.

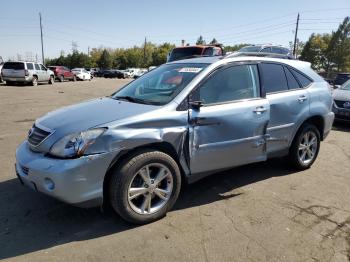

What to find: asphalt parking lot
left=0, top=78, right=350, bottom=262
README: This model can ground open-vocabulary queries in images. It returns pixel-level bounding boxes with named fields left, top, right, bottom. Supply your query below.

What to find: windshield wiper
left=113, top=96, right=153, bottom=105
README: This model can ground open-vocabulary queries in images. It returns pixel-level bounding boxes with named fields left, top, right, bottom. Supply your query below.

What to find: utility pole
left=143, top=37, right=147, bottom=66
left=39, top=13, right=45, bottom=64
left=293, top=13, right=300, bottom=58
left=88, top=46, right=90, bottom=57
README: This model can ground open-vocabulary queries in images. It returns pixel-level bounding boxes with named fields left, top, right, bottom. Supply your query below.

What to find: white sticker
left=178, top=67, right=203, bottom=73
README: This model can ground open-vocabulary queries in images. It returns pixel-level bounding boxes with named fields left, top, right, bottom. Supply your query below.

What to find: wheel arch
left=291, top=115, right=325, bottom=145
left=102, top=141, right=186, bottom=209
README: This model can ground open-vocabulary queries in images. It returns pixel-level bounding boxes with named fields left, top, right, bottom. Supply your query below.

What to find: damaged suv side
left=15, top=56, right=334, bottom=224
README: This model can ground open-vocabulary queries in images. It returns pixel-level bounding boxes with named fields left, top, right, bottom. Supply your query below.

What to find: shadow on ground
left=0, top=159, right=297, bottom=259
left=332, top=121, right=350, bottom=132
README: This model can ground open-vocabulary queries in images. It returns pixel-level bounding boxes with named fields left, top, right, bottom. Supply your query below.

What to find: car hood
left=36, top=97, right=159, bottom=134
left=333, top=89, right=350, bottom=101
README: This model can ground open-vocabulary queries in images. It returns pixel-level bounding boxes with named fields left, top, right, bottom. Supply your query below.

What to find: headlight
left=50, top=128, right=106, bottom=158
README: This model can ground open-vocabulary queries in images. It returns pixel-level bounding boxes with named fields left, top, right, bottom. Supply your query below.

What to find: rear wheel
left=72, top=75, right=77, bottom=82
left=59, top=75, right=64, bottom=82
left=31, top=76, right=38, bottom=86
left=109, top=150, right=181, bottom=224
left=6, top=81, right=13, bottom=86
left=288, top=123, right=320, bottom=170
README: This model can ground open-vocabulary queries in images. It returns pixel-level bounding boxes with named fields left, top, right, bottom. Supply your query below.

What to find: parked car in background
left=0, top=62, right=4, bottom=83
left=1, top=61, right=54, bottom=86
left=71, top=68, right=92, bottom=81
left=95, top=69, right=109, bottom=77
left=86, top=68, right=98, bottom=77
left=133, top=69, right=148, bottom=79
left=333, top=73, right=350, bottom=88
left=148, top=66, right=157, bottom=71
left=103, top=70, right=125, bottom=79
left=232, top=44, right=294, bottom=59
left=48, top=66, right=76, bottom=82
left=124, top=68, right=141, bottom=78
left=167, top=44, right=224, bottom=62
left=332, top=79, right=350, bottom=122
left=15, top=55, right=334, bottom=224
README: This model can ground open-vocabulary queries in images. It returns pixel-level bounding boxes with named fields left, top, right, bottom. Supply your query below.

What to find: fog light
left=44, top=178, right=55, bottom=191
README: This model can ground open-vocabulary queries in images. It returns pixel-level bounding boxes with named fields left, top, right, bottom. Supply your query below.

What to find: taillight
left=25, top=70, right=29, bottom=76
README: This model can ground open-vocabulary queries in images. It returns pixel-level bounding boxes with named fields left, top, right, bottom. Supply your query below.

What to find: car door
left=40, top=64, right=49, bottom=81
left=188, top=64, right=270, bottom=174
left=34, top=64, right=42, bottom=81
left=259, top=63, right=311, bottom=155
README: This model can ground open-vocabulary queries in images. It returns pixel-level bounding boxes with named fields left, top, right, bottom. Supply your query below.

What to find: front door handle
left=253, top=106, right=267, bottom=114
left=298, top=95, right=308, bottom=103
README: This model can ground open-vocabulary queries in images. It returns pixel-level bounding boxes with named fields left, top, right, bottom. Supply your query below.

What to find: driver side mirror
left=189, top=100, right=203, bottom=110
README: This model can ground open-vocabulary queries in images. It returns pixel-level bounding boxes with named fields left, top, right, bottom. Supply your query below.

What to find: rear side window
left=290, top=68, right=312, bottom=87
left=26, top=63, right=34, bottom=70
left=260, top=63, right=288, bottom=93
left=35, top=64, right=40, bottom=70
left=284, top=67, right=300, bottom=89
left=3, top=62, right=24, bottom=70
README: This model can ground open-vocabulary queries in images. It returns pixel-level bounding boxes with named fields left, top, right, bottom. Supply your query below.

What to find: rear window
left=260, top=63, right=288, bottom=93
left=26, top=63, right=34, bottom=70
left=168, top=47, right=203, bottom=62
left=290, top=68, right=312, bottom=87
left=239, top=46, right=262, bottom=52
left=3, top=62, right=25, bottom=70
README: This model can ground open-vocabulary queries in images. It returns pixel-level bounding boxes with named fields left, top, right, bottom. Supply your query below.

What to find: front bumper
left=332, top=106, right=350, bottom=122
left=15, top=141, right=118, bottom=207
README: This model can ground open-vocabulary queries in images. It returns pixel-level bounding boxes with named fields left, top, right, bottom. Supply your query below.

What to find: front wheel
left=288, top=124, right=320, bottom=170
left=49, top=75, right=54, bottom=85
left=109, top=150, right=181, bottom=224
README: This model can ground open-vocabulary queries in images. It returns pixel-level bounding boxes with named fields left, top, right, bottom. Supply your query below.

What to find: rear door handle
left=298, top=95, right=308, bottom=103
left=253, top=106, right=267, bottom=114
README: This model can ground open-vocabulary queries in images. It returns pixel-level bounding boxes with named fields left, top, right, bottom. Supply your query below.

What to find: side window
left=26, top=63, right=34, bottom=70
left=284, top=67, right=300, bottom=89
left=40, top=64, right=46, bottom=70
left=203, top=48, right=213, bottom=56
left=261, top=47, right=271, bottom=53
left=290, top=68, right=312, bottom=88
left=198, top=65, right=260, bottom=105
left=260, top=63, right=288, bottom=93
left=35, top=64, right=40, bottom=70
left=271, top=47, right=280, bottom=54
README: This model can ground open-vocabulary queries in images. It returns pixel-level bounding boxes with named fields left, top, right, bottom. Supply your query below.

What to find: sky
left=0, top=0, right=349, bottom=62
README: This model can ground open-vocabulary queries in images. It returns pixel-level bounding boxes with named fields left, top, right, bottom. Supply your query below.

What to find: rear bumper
left=323, top=112, right=335, bottom=139
left=3, top=76, right=31, bottom=82
left=15, top=141, right=119, bottom=207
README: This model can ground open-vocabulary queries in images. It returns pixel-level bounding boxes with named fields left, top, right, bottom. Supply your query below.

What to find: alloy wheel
left=127, top=163, right=173, bottom=215
left=298, top=131, right=318, bottom=165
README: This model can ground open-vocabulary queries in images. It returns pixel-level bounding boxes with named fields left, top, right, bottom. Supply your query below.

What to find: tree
left=97, top=49, right=112, bottom=69
left=196, top=35, right=206, bottom=45
left=210, top=38, right=218, bottom=45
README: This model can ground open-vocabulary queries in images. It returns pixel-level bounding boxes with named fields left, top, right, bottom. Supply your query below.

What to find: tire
left=71, top=75, right=76, bottom=82
left=6, top=81, right=13, bottom=86
left=109, top=150, right=181, bottom=224
left=49, top=75, right=54, bottom=85
left=59, top=75, right=64, bottom=82
left=288, top=123, right=320, bottom=170
left=31, top=76, right=38, bottom=86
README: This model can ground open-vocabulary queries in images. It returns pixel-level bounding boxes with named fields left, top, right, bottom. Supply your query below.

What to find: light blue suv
left=15, top=56, right=334, bottom=224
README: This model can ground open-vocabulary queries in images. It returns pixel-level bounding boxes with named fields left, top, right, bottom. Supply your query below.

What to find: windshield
left=238, top=46, right=262, bottom=52
left=112, top=63, right=208, bottom=105
left=168, top=47, right=204, bottom=62
left=341, top=80, right=350, bottom=90
left=3, top=62, right=25, bottom=70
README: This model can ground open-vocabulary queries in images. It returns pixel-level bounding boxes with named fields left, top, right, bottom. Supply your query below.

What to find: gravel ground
left=0, top=78, right=349, bottom=262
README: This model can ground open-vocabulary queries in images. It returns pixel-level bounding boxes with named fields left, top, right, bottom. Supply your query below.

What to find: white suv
left=1, top=61, right=54, bottom=86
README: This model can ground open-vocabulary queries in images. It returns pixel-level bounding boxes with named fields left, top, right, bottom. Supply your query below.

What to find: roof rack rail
left=224, top=52, right=295, bottom=60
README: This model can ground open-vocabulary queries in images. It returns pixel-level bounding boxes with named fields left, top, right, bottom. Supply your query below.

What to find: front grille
left=21, top=166, right=29, bottom=176
left=28, top=125, right=51, bottom=146
left=334, top=100, right=350, bottom=109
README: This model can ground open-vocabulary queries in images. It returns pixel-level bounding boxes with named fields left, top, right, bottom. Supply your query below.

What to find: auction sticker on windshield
left=178, top=67, right=203, bottom=73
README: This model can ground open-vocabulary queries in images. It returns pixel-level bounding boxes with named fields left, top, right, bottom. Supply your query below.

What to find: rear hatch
left=2, top=62, right=26, bottom=78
